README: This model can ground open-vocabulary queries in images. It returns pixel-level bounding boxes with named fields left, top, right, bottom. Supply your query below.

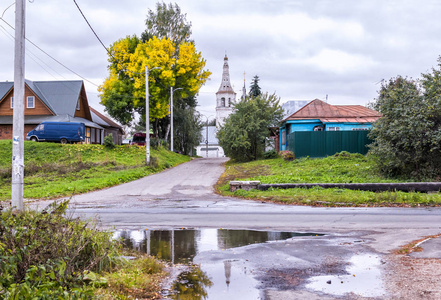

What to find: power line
left=72, top=0, right=125, bottom=71
left=72, top=0, right=113, bottom=58
left=0, top=16, right=99, bottom=87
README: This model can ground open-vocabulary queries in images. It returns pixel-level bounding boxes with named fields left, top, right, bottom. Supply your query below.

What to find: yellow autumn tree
left=99, top=36, right=210, bottom=128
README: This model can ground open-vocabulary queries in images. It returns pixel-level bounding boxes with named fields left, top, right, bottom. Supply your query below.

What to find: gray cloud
left=1, top=0, right=441, bottom=117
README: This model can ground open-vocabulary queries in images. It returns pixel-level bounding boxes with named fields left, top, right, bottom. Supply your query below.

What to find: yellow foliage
left=99, top=36, right=211, bottom=121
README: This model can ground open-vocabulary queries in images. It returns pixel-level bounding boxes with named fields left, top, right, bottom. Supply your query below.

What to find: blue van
left=26, top=122, right=85, bottom=144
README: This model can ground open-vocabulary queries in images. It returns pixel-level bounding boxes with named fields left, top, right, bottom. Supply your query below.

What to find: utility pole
left=12, top=0, right=26, bottom=211
left=205, top=118, right=209, bottom=158
left=170, top=87, right=173, bottom=152
left=145, top=66, right=151, bottom=165
left=170, top=87, right=182, bottom=152
left=145, top=66, right=160, bottom=165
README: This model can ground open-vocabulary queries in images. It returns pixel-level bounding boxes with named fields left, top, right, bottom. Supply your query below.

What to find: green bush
left=0, top=201, right=120, bottom=298
left=150, top=137, right=168, bottom=149
left=104, top=134, right=115, bottom=149
left=263, top=149, right=278, bottom=159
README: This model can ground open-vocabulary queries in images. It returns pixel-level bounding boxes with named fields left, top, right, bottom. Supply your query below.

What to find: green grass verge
left=217, top=152, right=441, bottom=207
left=0, top=140, right=190, bottom=201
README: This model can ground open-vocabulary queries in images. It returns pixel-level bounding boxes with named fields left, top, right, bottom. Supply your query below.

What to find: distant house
left=195, top=125, right=225, bottom=158
left=0, top=79, right=108, bottom=144
left=279, top=99, right=381, bottom=155
left=89, top=107, right=124, bottom=145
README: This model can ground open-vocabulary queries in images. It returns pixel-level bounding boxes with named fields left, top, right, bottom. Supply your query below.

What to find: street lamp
left=170, top=86, right=183, bottom=152
left=146, top=66, right=160, bottom=165
left=201, top=114, right=213, bottom=158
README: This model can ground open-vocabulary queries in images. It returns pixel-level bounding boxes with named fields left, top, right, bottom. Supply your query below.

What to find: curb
left=229, top=181, right=441, bottom=193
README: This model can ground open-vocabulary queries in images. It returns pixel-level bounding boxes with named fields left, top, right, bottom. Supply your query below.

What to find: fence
left=286, top=131, right=371, bottom=158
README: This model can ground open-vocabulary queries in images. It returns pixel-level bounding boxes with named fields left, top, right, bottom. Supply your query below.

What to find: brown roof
left=284, top=99, right=381, bottom=123
left=89, top=107, right=123, bottom=129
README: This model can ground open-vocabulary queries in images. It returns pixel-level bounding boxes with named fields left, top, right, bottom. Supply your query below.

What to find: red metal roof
left=284, top=99, right=381, bottom=123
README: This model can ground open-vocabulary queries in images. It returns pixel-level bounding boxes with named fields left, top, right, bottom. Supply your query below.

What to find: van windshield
left=35, top=124, right=44, bottom=131
left=132, top=136, right=145, bottom=142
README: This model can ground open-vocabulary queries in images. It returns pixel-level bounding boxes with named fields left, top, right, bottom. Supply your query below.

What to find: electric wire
left=0, top=6, right=99, bottom=87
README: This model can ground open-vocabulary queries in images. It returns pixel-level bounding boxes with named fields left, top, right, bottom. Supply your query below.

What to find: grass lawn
left=217, top=152, right=441, bottom=207
left=0, top=140, right=190, bottom=201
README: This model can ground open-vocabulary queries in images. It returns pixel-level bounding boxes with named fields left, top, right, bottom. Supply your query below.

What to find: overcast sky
left=1, top=0, right=441, bottom=121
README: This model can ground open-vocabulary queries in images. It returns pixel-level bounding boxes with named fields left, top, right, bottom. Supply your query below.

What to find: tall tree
left=217, top=93, right=283, bottom=161
left=141, top=2, right=192, bottom=46
left=249, top=75, right=262, bottom=98
left=99, top=36, right=210, bottom=137
left=369, top=58, right=441, bottom=179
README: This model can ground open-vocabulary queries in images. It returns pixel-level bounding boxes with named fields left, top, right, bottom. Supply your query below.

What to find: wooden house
left=0, top=79, right=105, bottom=143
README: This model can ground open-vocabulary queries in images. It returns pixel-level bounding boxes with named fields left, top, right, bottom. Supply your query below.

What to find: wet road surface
left=29, top=158, right=441, bottom=299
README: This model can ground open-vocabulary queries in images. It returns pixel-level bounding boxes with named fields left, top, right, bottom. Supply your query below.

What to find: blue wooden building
left=280, top=99, right=381, bottom=154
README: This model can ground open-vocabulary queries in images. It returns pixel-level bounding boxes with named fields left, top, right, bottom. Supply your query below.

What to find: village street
left=32, top=158, right=441, bottom=299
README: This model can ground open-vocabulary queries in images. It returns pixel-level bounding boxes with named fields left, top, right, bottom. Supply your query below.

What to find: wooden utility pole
left=12, top=0, right=26, bottom=210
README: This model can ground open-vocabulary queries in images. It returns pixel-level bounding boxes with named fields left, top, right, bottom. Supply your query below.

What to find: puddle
left=113, top=229, right=323, bottom=264
left=114, top=228, right=324, bottom=299
left=306, top=253, right=385, bottom=298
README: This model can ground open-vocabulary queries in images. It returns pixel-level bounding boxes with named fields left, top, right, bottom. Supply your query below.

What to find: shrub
left=104, top=134, right=115, bottom=149
left=279, top=150, right=295, bottom=161
left=150, top=137, right=168, bottom=149
left=0, top=201, right=120, bottom=298
left=263, top=149, right=278, bottom=159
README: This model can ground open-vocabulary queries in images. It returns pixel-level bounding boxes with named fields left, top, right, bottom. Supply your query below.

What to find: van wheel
left=60, top=138, right=68, bottom=144
left=30, top=137, right=37, bottom=142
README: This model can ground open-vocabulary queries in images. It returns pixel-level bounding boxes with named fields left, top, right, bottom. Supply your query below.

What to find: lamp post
left=146, top=66, right=160, bottom=165
left=200, top=114, right=213, bottom=158
left=170, top=86, right=183, bottom=152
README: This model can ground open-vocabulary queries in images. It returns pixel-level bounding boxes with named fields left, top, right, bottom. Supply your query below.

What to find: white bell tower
left=216, top=55, right=236, bottom=128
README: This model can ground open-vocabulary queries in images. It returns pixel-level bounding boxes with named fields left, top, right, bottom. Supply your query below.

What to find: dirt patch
left=384, top=255, right=441, bottom=299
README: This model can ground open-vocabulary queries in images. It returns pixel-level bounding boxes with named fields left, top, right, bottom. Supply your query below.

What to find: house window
left=328, top=127, right=340, bottom=131
left=10, top=97, right=13, bottom=109
left=76, top=100, right=80, bottom=110
left=352, top=128, right=369, bottom=131
left=313, top=126, right=324, bottom=131
left=27, top=96, right=35, bottom=108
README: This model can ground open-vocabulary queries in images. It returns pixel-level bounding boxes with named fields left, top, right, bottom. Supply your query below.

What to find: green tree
left=100, top=2, right=210, bottom=148
left=249, top=75, right=262, bottom=98
left=217, top=93, right=283, bottom=161
left=173, top=100, right=203, bottom=155
left=369, top=60, right=441, bottom=179
left=141, top=2, right=192, bottom=46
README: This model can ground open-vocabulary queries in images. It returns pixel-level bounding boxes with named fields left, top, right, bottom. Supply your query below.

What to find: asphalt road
left=29, top=157, right=441, bottom=299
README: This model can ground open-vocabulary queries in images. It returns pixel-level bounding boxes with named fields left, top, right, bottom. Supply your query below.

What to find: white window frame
left=10, top=97, right=13, bottom=109
left=328, top=127, right=341, bottom=131
left=76, top=100, right=80, bottom=110
left=27, top=96, right=35, bottom=108
left=352, top=128, right=369, bottom=131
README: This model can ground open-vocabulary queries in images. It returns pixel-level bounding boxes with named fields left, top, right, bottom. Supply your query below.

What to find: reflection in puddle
left=306, top=254, right=384, bottom=298
left=113, top=229, right=323, bottom=264
left=170, top=266, right=213, bottom=300
left=114, top=229, right=323, bottom=299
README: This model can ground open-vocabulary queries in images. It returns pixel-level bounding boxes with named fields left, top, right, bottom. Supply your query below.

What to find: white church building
left=196, top=55, right=237, bottom=158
